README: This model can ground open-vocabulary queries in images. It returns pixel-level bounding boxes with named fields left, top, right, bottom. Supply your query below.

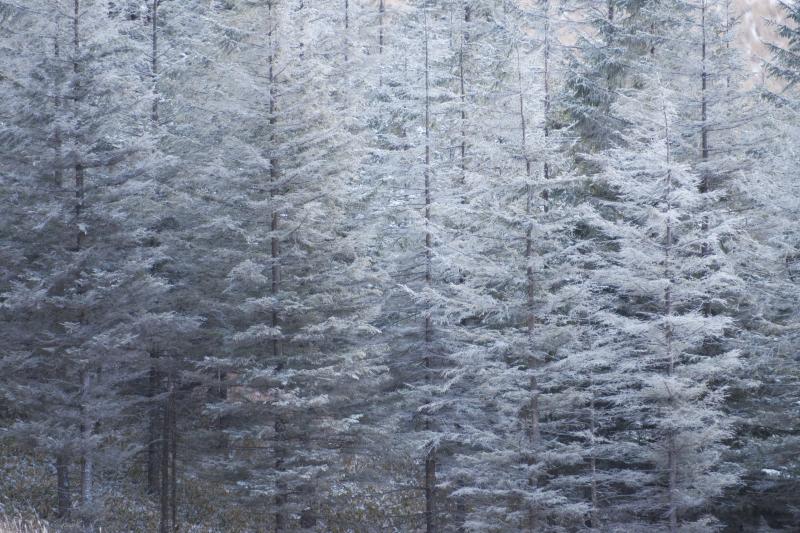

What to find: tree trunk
left=159, top=380, right=172, bottom=533
left=699, top=0, right=712, bottom=343
left=422, top=12, right=436, bottom=533
left=378, top=0, right=384, bottom=55
left=377, top=0, right=385, bottom=85
left=151, top=0, right=159, bottom=125
left=148, top=351, right=161, bottom=494
left=53, top=16, right=63, bottom=187
left=343, top=0, right=349, bottom=62
left=53, top=23, right=72, bottom=519
left=662, top=95, right=678, bottom=532
left=146, top=0, right=163, bottom=498
left=454, top=6, right=470, bottom=527
left=667, top=431, right=678, bottom=533
left=542, top=0, right=551, bottom=208
left=425, top=450, right=436, bottom=533
left=170, top=384, right=177, bottom=532
left=79, top=369, right=93, bottom=509
left=458, top=3, right=470, bottom=191
left=56, top=452, right=71, bottom=519
left=73, top=0, right=85, bottom=252
left=589, top=376, right=599, bottom=529
left=516, top=47, right=534, bottom=334
left=266, top=6, right=286, bottom=530
left=516, top=44, right=540, bottom=532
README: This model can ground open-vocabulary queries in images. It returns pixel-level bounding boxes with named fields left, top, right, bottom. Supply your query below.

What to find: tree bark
left=661, top=93, right=678, bottom=533
left=589, top=379, right=599, bottom=529
left=73, top=0, right=85, bottom=252
left=151, top=0, right=159, bottom=125
left=344, top=0, right=349, bottom=62
left=266, top=5, right=286, bottom=530
left=56, top=451, right=71, bottom=519
left=53, top=16, right=63, bottom=187
left=53, top=21, right=72, bottom=519
left=159, top=380, right=172, bottom=533
left=458, top=3, right=470, bottom=190
left=170, top=383, right=177, bottom=531
left=147, top=351, right=161, bottom=494
left=516, top=44, right=540, bottom=532
left=79, top=369, right=93, bottom=508
left=699, top=0, right=712, bottom=340
left=425, top=449, right=436, bottom=533
left=542, top=0, right=551, bottom=207
left=378, top=0, right=384, bottom=56
left=146, top=0, right=164, bottom=498
left=423, top=12, right=436, bottom=533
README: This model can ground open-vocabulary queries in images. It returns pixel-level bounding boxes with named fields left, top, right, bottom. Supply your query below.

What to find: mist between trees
left=1, top=0, right=799, bottom=531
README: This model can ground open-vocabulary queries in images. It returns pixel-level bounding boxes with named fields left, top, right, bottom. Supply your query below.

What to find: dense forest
left=1, top=0, right=799, bottom=531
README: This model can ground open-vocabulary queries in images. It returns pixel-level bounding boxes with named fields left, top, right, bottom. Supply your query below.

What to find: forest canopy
left=1, top=0, right=799, bottom=531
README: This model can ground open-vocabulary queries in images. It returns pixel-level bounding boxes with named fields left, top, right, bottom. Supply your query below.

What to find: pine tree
left=0, top=0, right=181, bottom=523
left=588, top=43, right=741, bottom=528
left=194, top=1, right=388, bottom=529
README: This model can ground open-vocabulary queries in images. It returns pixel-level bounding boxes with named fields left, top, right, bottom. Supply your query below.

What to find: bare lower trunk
left=79, top=448, right=92, bottom=507
left=159, top=383, right=171, bottom=533
left=274, top=417, right=286, bottom=532
left=668, top=431, right=677, bottom=532
left=79, top=370, right=93, bottom=508
left=425, top=449, right=436, bottom=533
left=148, top=352, right=161, bottom=494
left=56, top=452, right=71, bottom=519
left=589, top=378, right=599, bottom=529
left=170, top=385, right=177, bottom=531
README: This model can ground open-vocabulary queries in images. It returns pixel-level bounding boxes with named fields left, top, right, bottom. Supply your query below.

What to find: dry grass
left=0, top=516, right=49, bottom=533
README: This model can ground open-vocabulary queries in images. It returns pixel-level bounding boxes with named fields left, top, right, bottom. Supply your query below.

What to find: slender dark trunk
left=53, top=19, right=63, bottom=187
left=517, top=42, right=540, bottom=533
left=589, top=377, right=599, bottom=529
left=542, top=0, right=551, bottom=209
left=456, top=7, right=470, bottom=524
left=71, top=3, right=92, bottom=513
left=425, top=449, right=436, bottom=533
left=378, top=0, right=385, bottom=85
left=151, top=0, right=159, bottom=124
left=699, top=0, right=712, bottom=328
left=56, top=452, right=71, bottom=519
left=73, top=0, right=85, bottom=252
left=458, top=4, right=470, bottom=191
left=148, top=351, right=161, bottom=494
left=344, top=0, right=349, bottom=62
left=423, top=13, right=436, bottom=533
left=159, top=379, right=172, bottom=533
left=53, top=21, right=67, bottom=519
left=606, top=1, right=614, bottom=96
left=661, top=94, right=678, bottom=533
left=170, top=384, right=177, bottom=532
left=517, top=47, right=534, bottom=334
left=146, top=2, right=163, bottom=496
left=79, top=369, right=93, bottom=508
left=267, top=6, right=286, bottom=530
left=378, top=0, right=384, bottom=53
